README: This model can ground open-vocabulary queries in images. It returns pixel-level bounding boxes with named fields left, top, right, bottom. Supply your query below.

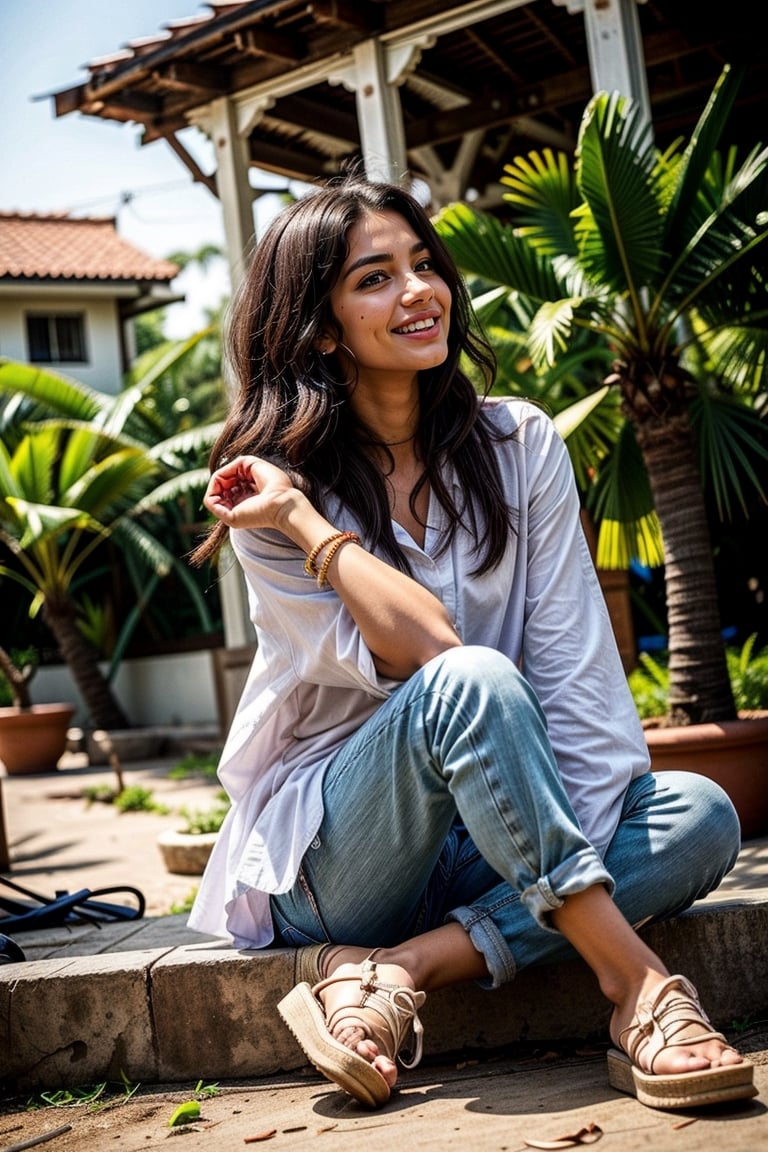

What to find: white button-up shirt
left=188, top=399, right=650, bottom=946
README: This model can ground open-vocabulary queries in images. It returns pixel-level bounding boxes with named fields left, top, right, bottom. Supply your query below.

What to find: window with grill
left=26, top=313, right=87, bottom=363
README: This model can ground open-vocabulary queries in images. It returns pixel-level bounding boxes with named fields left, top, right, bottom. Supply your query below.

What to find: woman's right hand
left=203, top=455, right=299, bottom=530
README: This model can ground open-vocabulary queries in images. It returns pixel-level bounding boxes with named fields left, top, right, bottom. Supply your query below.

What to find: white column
left=554, top=0, right=650, bottom=125
left=198, top=97, right=258, bottom=648
left=329, top=37, right=431, bottom=186
left=207, top=96, right=258, bottom=287
left=351, top=39, right=408, bottom=183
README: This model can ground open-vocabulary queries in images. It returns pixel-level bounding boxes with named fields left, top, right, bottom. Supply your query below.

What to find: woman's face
left=327, top=209, right=452, bottom=388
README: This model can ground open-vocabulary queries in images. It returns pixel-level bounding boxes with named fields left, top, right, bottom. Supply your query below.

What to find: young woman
left=189, top=175, right=755, bottom=1111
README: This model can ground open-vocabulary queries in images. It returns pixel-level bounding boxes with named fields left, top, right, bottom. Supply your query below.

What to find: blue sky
left=0, top=0, right=290, bottom=334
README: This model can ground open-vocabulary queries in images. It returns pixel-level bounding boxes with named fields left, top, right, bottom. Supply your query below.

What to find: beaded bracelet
left=316, top=532, right=360, bottom=587
left=304, top=532, right=347, bottom=577
left=304, top=530, right=360, bottom=578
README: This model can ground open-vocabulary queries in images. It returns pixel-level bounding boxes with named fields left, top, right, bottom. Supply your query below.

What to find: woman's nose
left=403, top=272, right=433, bottom=302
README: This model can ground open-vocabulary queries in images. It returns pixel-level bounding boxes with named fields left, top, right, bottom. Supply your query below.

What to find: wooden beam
left=248, top=137, right=336, bottom=183
left=270, top=93, right=359, bottom=147
left=310, top=0, right=383, bottom=34
left=233, top=27, right=303, bottom=65
left=53, top=84, right=89, bottom=118
left=406, top=93, right=516, bottom=148
left=160, top=60, right=231, bottom=95
left=163, top=134, right=219, bottom=197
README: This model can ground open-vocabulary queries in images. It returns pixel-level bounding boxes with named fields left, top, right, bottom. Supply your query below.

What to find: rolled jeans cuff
left=521, top=846, right=614, bottom=927
left=448, top=846, right=615, bottom=989
left=449, top=903, right=517, bottom=989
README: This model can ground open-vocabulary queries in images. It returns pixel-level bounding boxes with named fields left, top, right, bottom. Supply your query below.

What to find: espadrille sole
left=607, top=1047, right=757, bottom=1110
left=277, top=981, right=391, bottom=1108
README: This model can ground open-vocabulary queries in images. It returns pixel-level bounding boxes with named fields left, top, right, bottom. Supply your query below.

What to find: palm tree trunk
left=634, top=410, right=736, bottom=725
left=42, top=600, right=130, bottom=731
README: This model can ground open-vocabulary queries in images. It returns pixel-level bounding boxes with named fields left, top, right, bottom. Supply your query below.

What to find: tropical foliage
left=629, top=634, right=768, bottom=720
left=0, top=330, right=224, bottom=728
left=435, top=64, right=768, bottom=726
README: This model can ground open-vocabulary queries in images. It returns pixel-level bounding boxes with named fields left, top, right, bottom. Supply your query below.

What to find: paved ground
left=1, top=750, right=223, bottom=919
left=1, top=1039, right=767, bottom=1152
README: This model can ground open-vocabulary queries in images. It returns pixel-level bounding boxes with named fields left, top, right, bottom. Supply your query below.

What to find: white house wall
left=34, top=651, right=219, bottom=729
left=0, top=286, right=124, bottom=394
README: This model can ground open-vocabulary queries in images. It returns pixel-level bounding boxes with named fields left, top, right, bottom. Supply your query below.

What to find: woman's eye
left=415, top=257, right=434, bottom=273
left=358, top=270, right=387, bottom=288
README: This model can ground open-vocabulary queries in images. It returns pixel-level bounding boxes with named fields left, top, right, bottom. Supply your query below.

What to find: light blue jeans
left=270, top=647, right=740, bottom=988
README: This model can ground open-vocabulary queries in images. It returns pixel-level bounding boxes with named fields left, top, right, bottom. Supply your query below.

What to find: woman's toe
left=371, top=1054, right=398, bottom=1088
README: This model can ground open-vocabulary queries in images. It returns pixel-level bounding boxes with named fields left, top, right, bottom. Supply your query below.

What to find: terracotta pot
left=157, top=829, right=218, bottom=875
left=0, top=703, right=76, bottom=775
left=645, top=712, right=768, bottom=841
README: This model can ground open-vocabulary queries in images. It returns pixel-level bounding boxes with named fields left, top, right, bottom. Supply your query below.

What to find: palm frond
left=132, top=468, right=211, bottom=514
left=435, top=202, right=564, bottom=303
left=553, top=384, right=612, bottom=440
left=500, top=147, right=580, bottom=257
left=63, top=451, right=159, bottom=518
left=586, top=422, right=663, bottom=568
left=109, top=518, right=173, bottom=577
left=528, top=299, right=581, bottom=367
left=59, top=427, right=108, bottom=492
left=471, top=286, right=516, bottom=328
left=700, top=324, right=768, bottom=393
left=0, top=439, right=19, bottom=502
left=129, top=327, right=216, bottom=396
left=665, top=63, right=746, bottom=242
left=8, top=428, right=58, bottom=506
left=596, top=514, right=664, bottom=570
left=693, top=391, right=768, bottom=519
left=550, top=381, right=621, bottom=491
left=671, top=152, right=768, bottom=309
left=0, top=359, right=105, bottom=421
left=148, top=422, right=223, bottom=463
left=574, top=90, right=663, bottom=298
left=6, top=498, right=101, bottom=549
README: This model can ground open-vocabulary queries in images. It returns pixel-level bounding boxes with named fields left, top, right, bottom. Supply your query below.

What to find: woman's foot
left=606, top=971, right=756, bottom=1109
left=609, top=971, right=744, bottom=1075
left=277, top=949, right=426, bottom=1107
left=317, top=957, right=419, bottom=1089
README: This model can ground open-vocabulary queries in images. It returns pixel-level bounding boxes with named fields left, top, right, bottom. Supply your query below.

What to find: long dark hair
left=192, top=175, right=514, bottom=572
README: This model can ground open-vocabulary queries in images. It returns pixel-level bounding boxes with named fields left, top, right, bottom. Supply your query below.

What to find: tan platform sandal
left=606, top=974, right=757, bottom=1109
left=277, top=951, right=426, bottom=1108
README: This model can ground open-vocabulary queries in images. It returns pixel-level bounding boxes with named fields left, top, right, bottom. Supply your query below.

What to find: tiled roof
left=0, top=213, right=179, bottom=283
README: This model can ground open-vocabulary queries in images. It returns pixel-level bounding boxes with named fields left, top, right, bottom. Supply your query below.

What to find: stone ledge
left=2, top=903, right=766, bottom=1094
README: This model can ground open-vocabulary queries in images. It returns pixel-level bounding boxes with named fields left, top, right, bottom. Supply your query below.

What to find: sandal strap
left=617, top=975, right=726, bottom=1074
left=313, top=953, right=426, bottom=1070
left=294, top=944, right=331, bottom=986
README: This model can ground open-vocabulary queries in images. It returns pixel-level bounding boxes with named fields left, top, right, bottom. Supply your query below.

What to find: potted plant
left=157, top=792, right=230, bottom=875
left=628, top=637, right=768, bottom=839
left=0, top=644, right=74, bottom=775
left=434, top=64, right=768, bottom=835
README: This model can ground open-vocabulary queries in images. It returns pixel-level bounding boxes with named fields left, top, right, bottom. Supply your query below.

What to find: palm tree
left=0, top=337, right=221, bottom=730
left=434, top=64, right=768, bottom=727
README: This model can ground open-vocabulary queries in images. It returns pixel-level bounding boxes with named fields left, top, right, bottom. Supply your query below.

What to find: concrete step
left=2, top=900, right=767, bottom=1094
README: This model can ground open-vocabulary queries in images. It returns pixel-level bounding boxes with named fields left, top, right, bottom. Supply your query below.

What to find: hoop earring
left=337, top=341, right=357, bottom=364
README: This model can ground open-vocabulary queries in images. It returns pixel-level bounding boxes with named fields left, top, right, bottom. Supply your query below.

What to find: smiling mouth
left=393, top=317, right=437, bottom=334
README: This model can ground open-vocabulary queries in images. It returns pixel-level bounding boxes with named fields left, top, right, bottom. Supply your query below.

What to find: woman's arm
left=204, top=456, right=461, bottom=680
